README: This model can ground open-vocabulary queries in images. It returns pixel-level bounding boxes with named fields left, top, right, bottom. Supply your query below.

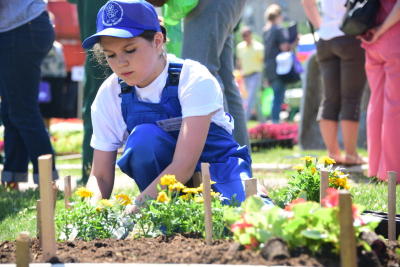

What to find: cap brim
left=82, top=28, right=144, bottom=49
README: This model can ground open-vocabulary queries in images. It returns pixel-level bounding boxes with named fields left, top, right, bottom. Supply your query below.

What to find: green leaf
left=301, top=229, right=326, bottom=240
left=238, top=232, right=252, bottom=244
left=243, top=196, right=264, bottom=212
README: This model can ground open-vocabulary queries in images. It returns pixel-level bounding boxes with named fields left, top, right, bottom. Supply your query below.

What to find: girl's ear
left=154, top=32, right=165, bottom=49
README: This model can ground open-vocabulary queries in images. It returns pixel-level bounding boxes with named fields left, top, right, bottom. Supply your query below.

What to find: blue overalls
left=116, top=62, right=252, bottom=204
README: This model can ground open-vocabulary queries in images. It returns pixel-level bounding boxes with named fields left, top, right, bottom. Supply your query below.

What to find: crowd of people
left=0, top=0, right=399, bottom=202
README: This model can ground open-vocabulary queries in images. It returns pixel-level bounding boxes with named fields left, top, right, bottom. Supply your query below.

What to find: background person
left=262, top=4, right=292, bottom=124
left=83, top=0, right=252, bottom=208
left=181, top=0, right=250, bottom=148
left=0, top=0, right=58, bottom=189
left=67, top=0, right=110, bottom=185
left=360, top=0, right=400, bottom=182
left=236, top=26, right=265, bottom=122
left=39, top=17, right=68, bottom=129
left=302, top=0, right=367, bottom=165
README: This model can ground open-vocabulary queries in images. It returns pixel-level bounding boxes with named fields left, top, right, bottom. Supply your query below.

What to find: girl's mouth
left=121, top=71, right=133, bottom=77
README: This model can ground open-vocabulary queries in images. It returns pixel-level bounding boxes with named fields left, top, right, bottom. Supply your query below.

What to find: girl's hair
left=91, top=29, right=167, bottom=66
left=264, top=4, right=282, bottom=22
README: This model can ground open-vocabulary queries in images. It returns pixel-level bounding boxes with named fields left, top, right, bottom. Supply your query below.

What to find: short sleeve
left=178, top=60, right=223, bottom=118
left=90, top=75, right=128, bottom=151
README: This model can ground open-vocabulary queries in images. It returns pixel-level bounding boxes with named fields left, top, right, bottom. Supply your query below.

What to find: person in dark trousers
left=68, top=0, right=111, bottom=185
left=0, top=0, right=58, bottom=189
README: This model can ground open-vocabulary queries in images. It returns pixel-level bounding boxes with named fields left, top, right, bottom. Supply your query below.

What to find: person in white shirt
left=302, top=0, right=367, bottom=166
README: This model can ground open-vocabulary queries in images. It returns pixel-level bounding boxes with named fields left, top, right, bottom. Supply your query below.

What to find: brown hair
left=265, top=4, right=282, bottom=22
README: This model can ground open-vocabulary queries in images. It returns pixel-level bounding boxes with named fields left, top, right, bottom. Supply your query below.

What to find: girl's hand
left=124, top=204, right=139, bottom=215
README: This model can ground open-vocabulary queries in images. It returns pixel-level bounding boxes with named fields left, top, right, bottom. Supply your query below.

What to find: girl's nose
left=117, top=54, right=129, bottom=66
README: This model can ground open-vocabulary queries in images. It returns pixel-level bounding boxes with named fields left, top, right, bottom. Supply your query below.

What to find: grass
left=251, top=146, right=368, bottom=164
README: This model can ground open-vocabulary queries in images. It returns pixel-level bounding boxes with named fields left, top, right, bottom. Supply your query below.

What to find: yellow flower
left=196, top=186, right=203, bottom=193
left=168, top=182, right=185, bottom=192
left=75, top=187, right=94, bottom=198
left=115, top=193, right=132, bottom=206
left=319, top=156, right=336, bottom=166
left=98, top=199, right=113, bottom=207
left=293, top=165, right=304, bottom=172
left=301, top=156, right=313, bottom=162
left=332, top=170, right=345, bottom=177
left=194, top=196, right=204, bottom=203
left=311, top=167, right=317, bottom=175
left=183, top=187, right=201, bottom=194
left=211, top=191, right=221, bottom=198
left=96, top=207, right=103, bottom=212
left=160, top=174, right=177, bottom=186
left=179, top=194, right=190, bottom=201
left=156, top=191, right=170, bottom=203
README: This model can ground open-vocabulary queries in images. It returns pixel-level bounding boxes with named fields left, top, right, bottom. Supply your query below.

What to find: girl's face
left=100, top=33, right=165, bottom=87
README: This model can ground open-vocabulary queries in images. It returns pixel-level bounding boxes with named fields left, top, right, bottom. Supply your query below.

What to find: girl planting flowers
left=83, top=0, right=253, bottom=210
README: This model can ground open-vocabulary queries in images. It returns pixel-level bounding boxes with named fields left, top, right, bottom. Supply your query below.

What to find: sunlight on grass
left=251, top=145, right=367, bottom=164
left=350, top=182, right=400, bottom=213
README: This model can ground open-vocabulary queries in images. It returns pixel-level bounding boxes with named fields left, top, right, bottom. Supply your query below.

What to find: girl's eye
left=105, top=54, right=115, bottom=59
left=126, top=49, right=136, bottom=54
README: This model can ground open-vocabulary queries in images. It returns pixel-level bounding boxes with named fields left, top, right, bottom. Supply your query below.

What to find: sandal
left=343, top=154, right=367, bottom=166
left=328, top=154, right=345, bottom=166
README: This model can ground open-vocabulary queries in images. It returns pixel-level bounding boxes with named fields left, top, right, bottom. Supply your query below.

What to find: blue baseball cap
left=82, top=0, right=161, bottom=49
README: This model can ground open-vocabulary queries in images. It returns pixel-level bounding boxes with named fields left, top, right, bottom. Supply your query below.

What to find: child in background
left=82, top=0, right=253, bottom=209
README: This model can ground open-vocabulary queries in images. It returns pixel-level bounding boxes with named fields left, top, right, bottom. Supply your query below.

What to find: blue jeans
left=271, top=78, right=286, bottom=124
left=243, top=72, right=264, bottom=122
left=0, top=12, right=58, bottom=183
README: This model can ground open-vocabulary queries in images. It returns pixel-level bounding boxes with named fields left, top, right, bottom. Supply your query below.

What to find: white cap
left=276, top=52, right=293, bottom=75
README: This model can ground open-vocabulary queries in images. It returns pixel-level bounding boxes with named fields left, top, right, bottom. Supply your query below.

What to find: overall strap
left=161, top=62, right=183, bottom=116
left=118, top=78, right=132, bottom=96
left=162, top=62, right=183, bottom=99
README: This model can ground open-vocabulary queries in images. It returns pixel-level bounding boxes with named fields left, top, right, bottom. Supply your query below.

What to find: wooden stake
left=64, top=176, right=72, bottom=209
left=201, top=163, right=213, bottom=245
left=339, top=190, right=357, bottom=267
left=245, top=178, right=257, bottom=198
left=38, top=154, right=56, bottom=261
left=320, top=170, right=329, bottom=204
left=16, top=231, right=30, bottom=267
left=36, top=200, right=42, bottom=248
left=388, top=171, right=397, bottom=241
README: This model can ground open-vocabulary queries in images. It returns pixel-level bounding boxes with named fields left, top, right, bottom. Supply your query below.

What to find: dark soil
left=0, top=234, right=399, bottom=266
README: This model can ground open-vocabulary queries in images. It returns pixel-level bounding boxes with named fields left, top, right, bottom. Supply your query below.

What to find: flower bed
left=248, top=123, right=298, bottom=152
left=1, top=234, right=399, bottom=265
left=1, top=169, right=399, bottom=266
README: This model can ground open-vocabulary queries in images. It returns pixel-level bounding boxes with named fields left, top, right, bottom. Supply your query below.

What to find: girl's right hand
left=124, top=203, right=139, bottom=215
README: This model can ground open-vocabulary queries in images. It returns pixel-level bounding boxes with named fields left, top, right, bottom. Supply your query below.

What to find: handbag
left=276, top=52, right=302, bottom=84
left=340, top=0, right=380, bottom=36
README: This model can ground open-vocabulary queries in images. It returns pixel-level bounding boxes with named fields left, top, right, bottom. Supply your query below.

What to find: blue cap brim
left=82, top=27, right=145, bottom=49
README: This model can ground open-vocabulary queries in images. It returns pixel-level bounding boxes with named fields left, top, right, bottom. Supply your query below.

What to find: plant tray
left=250, top=138, right=294, bottom=152
left=362, top=210, right=400, bottom=239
